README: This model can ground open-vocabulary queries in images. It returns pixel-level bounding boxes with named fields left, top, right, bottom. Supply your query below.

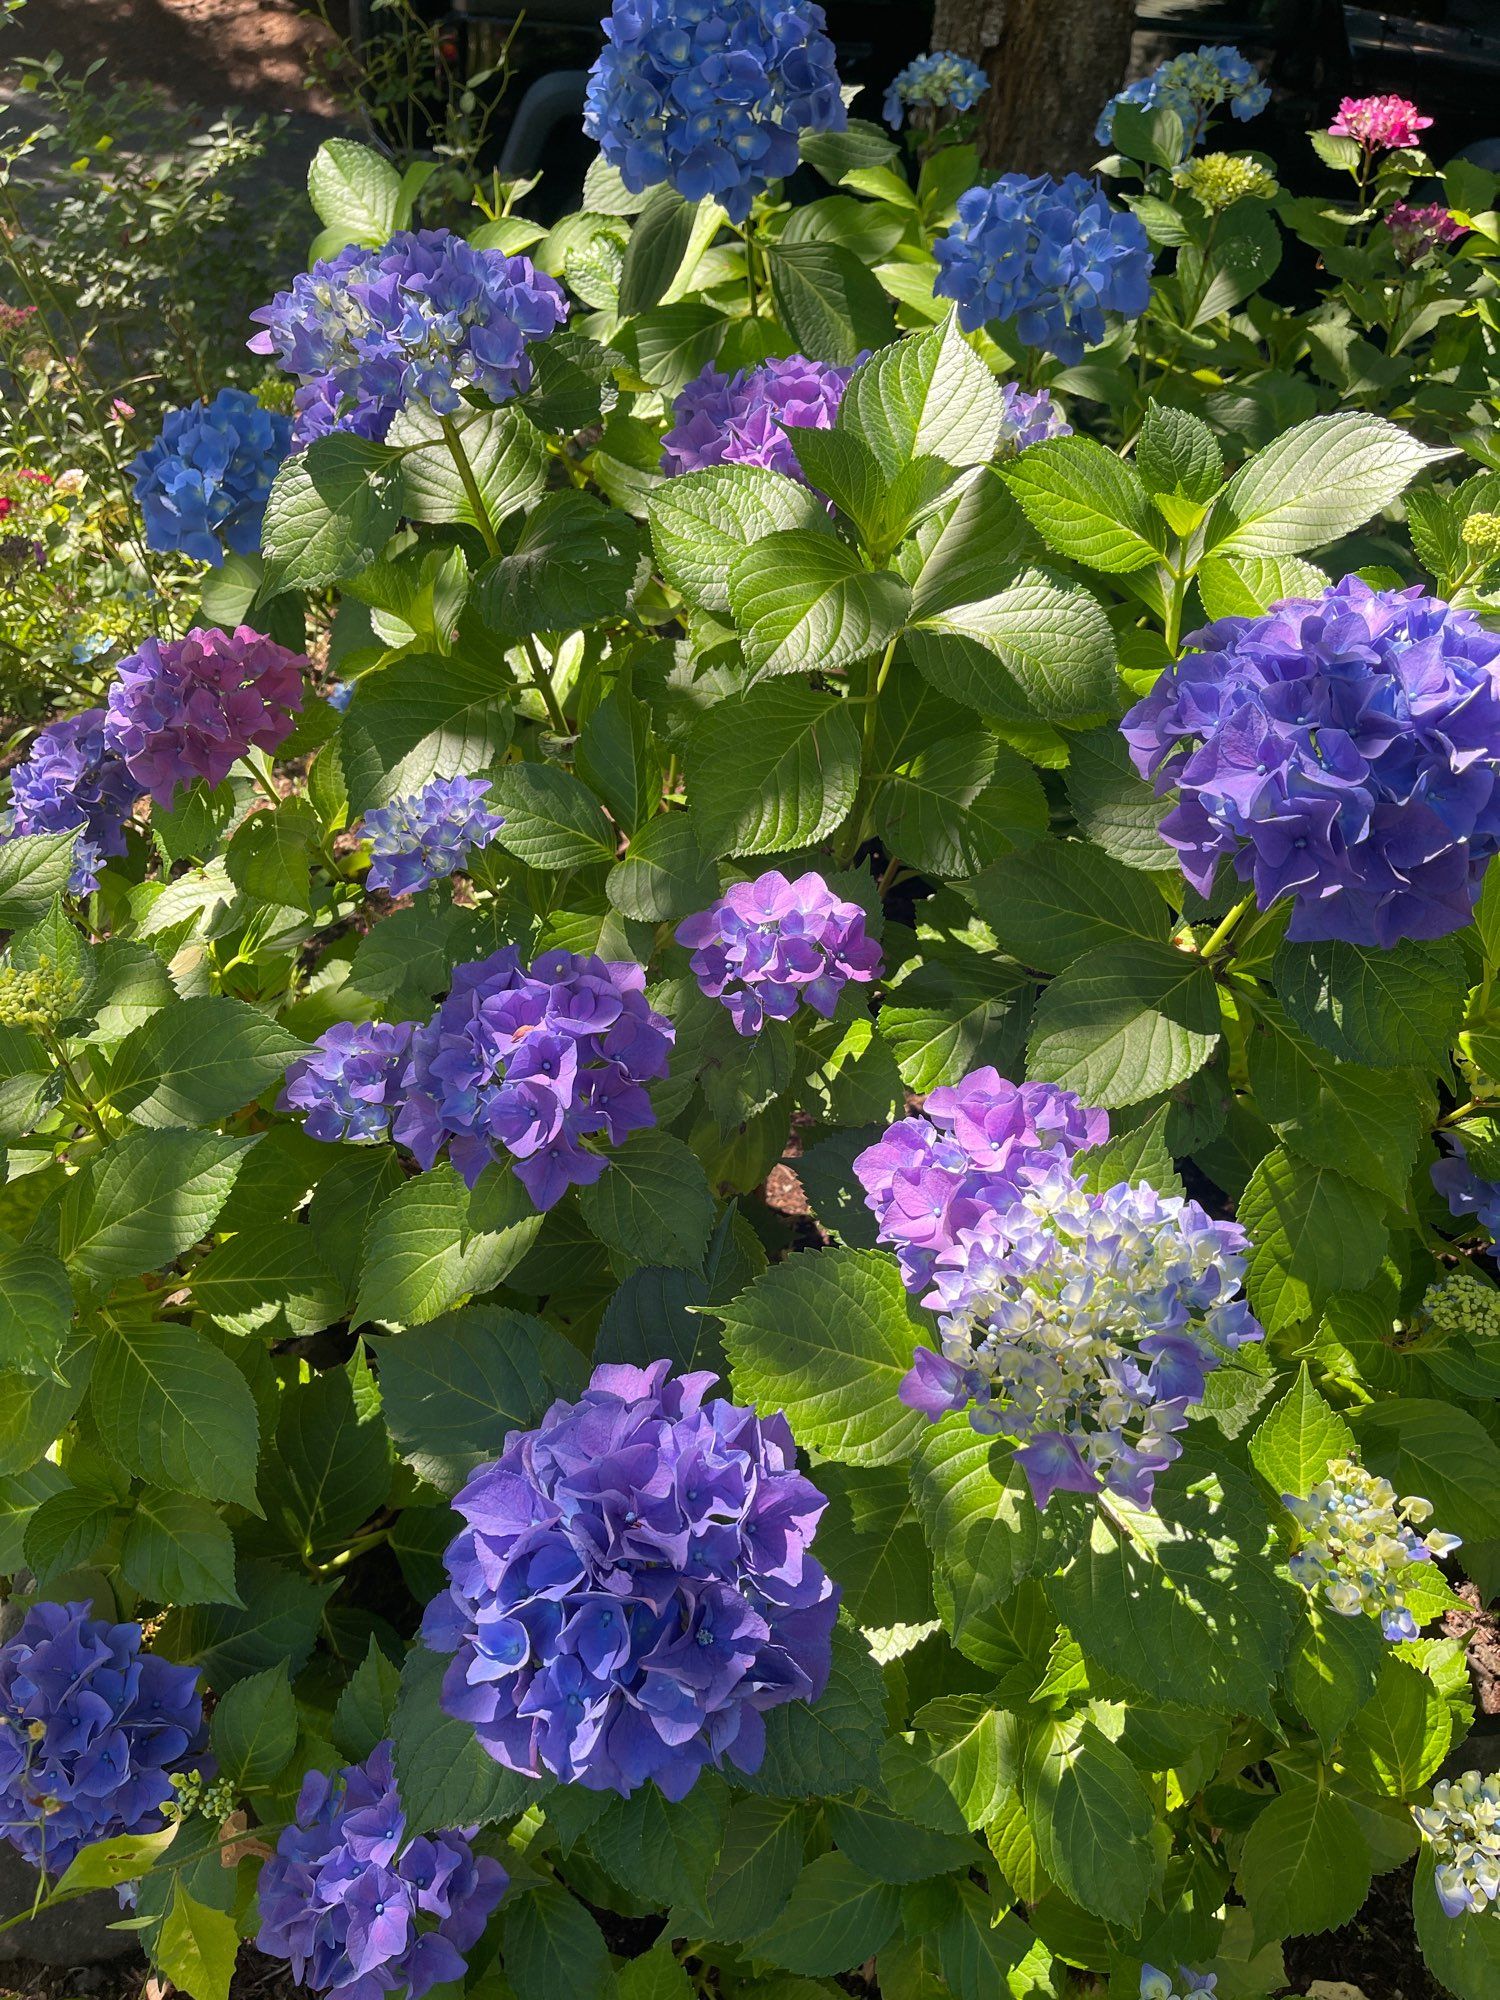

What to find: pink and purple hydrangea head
left=1328, top=94, right=1432, bottom=151
left=675, top=868, right=882, bottom=1036
left=1386, top=201, right=1467, bottom=264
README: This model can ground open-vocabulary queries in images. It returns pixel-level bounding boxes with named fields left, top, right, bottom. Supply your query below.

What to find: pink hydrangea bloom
left=104, top=625, right=306, bottom=805
left=1329, top=95, right=1432, bottom=151
left=1386, top=201, right=1468, bottom=263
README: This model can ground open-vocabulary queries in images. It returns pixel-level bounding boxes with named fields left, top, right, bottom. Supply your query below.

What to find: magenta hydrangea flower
left=1120, top=575, right=1500, bottom=947
left=364, top=777, right=505, bottom=897
left=103, top=626, right=305, bottom=807
left=392, top=947, right=675, bottom=1208
left=1386, top=201, right=1468, bottom=264
left=5, top=708, right=142, bottom=894
left=422, top=1360, right=838, bottom=1800
left=1329, top=94, right=1432, bottom=151
left=660, top=355, right=857, bottom=484
left=255, top=1739, right=507, bottom=2000
left=675, top=868, right=882, bottom=1036
left=280, top=1021, right=415, bottom=1143
left=853, top=1067, right=1108, bottom=1293
left=0, top=1602, right=205, bottom=1877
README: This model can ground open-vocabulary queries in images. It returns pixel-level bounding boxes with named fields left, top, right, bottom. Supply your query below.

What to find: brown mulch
left=1445, top=1581, right=1500, bottom=1716
left=1284, top=1860, right=1447, bottom=2000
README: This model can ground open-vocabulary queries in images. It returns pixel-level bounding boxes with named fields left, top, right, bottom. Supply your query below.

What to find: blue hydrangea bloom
left=280, top=1020, right=415, bottom=1144
left=0, top=1602, right=205, bottom=1877
left=1121, top=576, right=1500, bottom=947
left=1432, top=1136, right=1500, bottom=1236
left=249, top=231, right=569, bottom=448
left=883, top=50, right=988, bottom=130
left=422, top=1360, right=838, bottom=1800
left=6, top=708, right=143, bottom=894
left=364, top=776, right=505, bottom=898
left=933, top=174, right=1153, bottom=364
left=255, top=1739, right=507, bottom=2000
left=1096, top=43, right=1270, bottom=156
left=583, top=0, right=846, bottom=224
left=996, top=381, right=1071, bottom=456
left=127, top=388, right=291, bottom=566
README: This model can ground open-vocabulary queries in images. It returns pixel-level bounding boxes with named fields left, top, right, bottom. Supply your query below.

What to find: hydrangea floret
left=1329, top=94, right=1433, bottom=151
left=1386, top=201, right=1468, bottom=264
left=127, top=387, right=291, bottom=566
left=1095, top=44, right=1269, bottom=156
left=1120, top=576, right=1500, bottom=947
left=255, top=1739, right=507, bottom=2000
left=0, top=1602, right=205, bottom=1876
left=1141, top=1968, right=1217, bottom=2000
left=582, top=0, right=846, bottom=223
left=1174, top=154, right=1278, bottom=212
left=104, top=626, right=306, bottom=807
left=1421, top=1266, right=1500, bottom=1343
left=249, top=230, right=568, bottom=448
left=364, top=776, right=505, bottom=898
left=996, top=381, right=1071, bottom=455
left=933, top=174, right=1153, bottom=365
left=1432, top=1136, right=1500, bottom=1236
left=5, top=707, right=142, bottom=893
left=675, top=868, right=882, bottom=1036
left=393, top=947, right=675, bottom=1208
left=422, top=1360, right=838, bottom=1800
left=882, top=50, right=987, bottom=130
left=1284, top=1457, right=1459, bottom=1642
left=1414, top=1771, right=1500, bottom=1918
left=660, top=355, right=857, bottom=484
left=280, top=1021, right=416, bottom=1143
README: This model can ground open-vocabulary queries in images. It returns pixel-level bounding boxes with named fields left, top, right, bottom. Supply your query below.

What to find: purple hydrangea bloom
left=1096, top=44, right=1269, bottom=155
left=280, top=1020, right=415, bottom=1143
left=901, top=1168, right=1262, bottom=1509
left=996, top=381, right=1071, bottom=456
left=660, top=355, right=857, bottom=483
left=127, top=388, right=291, bottom=566
left=392, top=947, right=674, bottom=1208
left=422, top=1360, right=838, bottom=1801
left=675, top=868, right=882, bottom=1035
left=255, top=1739, right=507, bottom=2000
left=364, top=777, right=505, bottom=898
left=103, top=626, right=306, bottom=807
left=933, top=173, right=1153, bottom=365
left=6, top=708, right=142, bottom=893
left=883, top=50, right=988, bottom=130
left=1120, top=575, right=1500, bottom=947
left=1431, top=1136, right=1500, bottom=1236
left=854, top=1066, right=1108, bottom=1292
left=249, top=231, right=569, bottom=449
left=583, top=0, right=846, bottom=224
left=0, top=1602, right=205, bottom=1877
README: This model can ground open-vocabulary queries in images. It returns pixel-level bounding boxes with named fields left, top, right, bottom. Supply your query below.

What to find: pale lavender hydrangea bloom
left=883, top=50, right=987, bottom=129
left=1285, top=1457, right=1459, bottom=1643
left=1414, top=1772, right=1500, bottom=1918
left=364, top=777, right=504, bottom=897
left=996, top=381, right=1071, bottom=455
left=675, top=868, right=881, bottom=1035
left=280, top=1021, right=415, bottom=1143
left=5, top=708, right=142, bottom=893
left=660, top=355, right=857, bottom=484
left=103, top=626, right=305, bottom=807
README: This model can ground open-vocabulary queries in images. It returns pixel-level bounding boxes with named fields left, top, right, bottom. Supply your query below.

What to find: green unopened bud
left=1174, top=153, right=1278, bottom=212
left=1462, top=512, right=1500, bottom=568
left=1422, top=1264, right=1500, bottom=1341
left=0, top=959, right=83, bottom=1033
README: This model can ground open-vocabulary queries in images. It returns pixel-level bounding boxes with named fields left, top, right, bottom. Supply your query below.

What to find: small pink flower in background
left=110, top=398, right=135, bottom=420
left=0, top=303, right=35, bottom=336
left=1329, top=94, right=1432, bottom=151
left=1387, top=201, right=1468, bottom=264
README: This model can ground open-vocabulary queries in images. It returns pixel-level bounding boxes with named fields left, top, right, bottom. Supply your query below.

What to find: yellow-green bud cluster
left=1422, top=1265, right=1500, bottom=1341
left=1285, top=1456, right=1460, bottom=1642
left=0, top=960, right=83, bottom=1032
left=1462, top=512, right=1500, bottom=569
left=1174, top=153, right=1278, bottom=211
left=167, top=1768, right=237, bottom=1824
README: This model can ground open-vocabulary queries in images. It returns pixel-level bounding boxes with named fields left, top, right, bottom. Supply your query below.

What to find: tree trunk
left=928, top=0, right=1136, bottom=178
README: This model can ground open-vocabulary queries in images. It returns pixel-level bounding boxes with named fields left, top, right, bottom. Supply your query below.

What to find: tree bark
left=928, top=0, right=1136, bottom=178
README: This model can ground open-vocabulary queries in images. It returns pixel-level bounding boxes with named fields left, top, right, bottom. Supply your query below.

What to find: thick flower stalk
left=104, top=626, right=306, bottom=807
left=1387, top=201, right=1468, bottom=264
left=6, top=708, right=142, bottom=893
left=1120, top=576, right=1500, bottom=947
left=1414, top=1771, right=1500, bottom=1918
left=280, top=1021, right=416, bottom=1143
left=900, top=1169, right=1262, bottom=1508
left=0, top=1602, right=205, bottom=1877
left=1329, top=94, right=1432, bottom=151
left=422, top=1360, right=838, bottom=1800
left=1096, top=43, right=1269, bottom=155
left=255, top=1739, right=507, bottom=2000
left=1285, top=1457, right=1459, bottom=1642
left=854, top=1067, right=1107, bottom=1292
left=675, top=868, right=881, bottom=1035
left=660, top=355, right=857, bottom=483
left=1432, top=1137, right=1500, bottom=1236
left=933, top=174, right=1152, bottom=365
left=127, top=387, right=291, bottom=566
left=393, top=946, right=675, bottom=1208
left=996, top=382, right=1071, bottom=456
left=364, top=776, right=505, bottom=897
left=249, top=230, right=568, bottom=448
left=883, top=50, right=987, bottom=130
left=582, top=0, right=845, bottom=223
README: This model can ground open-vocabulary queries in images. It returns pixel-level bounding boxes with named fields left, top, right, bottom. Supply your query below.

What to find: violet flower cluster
left=364, top=776, right=504, bottom=897
left=280, top=1021, right=415, bottom=1143
left=899, top=1168, right=1262, bottom=1508
left=883, top=50, right=987, bottom=130
left=6, top=708, right=142, bottom=894
left=422, top=1360, right=838, bottom=1800
left=1095, top=43, right=1269, bottom=156
left=127, top=387, right=291, bottom=566
left=249, top=230, right=568, bottom=448
left=1432, top=1136, right=1500, bottom=1237
left=933, top=173, right=1152, bottom=365
left=996, top=382, right=1071, bottom=456
left=255, top=1739, right=507, bottom=2000
left=1387, top=201, right=1468, bottom=264
left=1141, top=1970, right=1217, bottom=2000
left=0, top=1602, right=205, bottom=1877
left=582, top=0, right=845, bottom=223
left=660, top=354, right=856, bottom=484
left=675, top=868, right=881, bottom=1036
left=1414, top=1771, right=1500, bottom=1919
left=1120, top=576, right=1500, bottom=947
left=1329, top=94, right=1432, bottom=151
left=103, top=625, right=305, bottom=808
left=1285, top=1458, right=1459, bottom=1643
left=853, top=1067, right=1107, bottom=1293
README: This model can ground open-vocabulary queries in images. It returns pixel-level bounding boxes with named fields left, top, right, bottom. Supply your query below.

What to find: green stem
left=43, top=1031, right=109, bottom=1144
left=740, top=221, right=760, bottom=318
left=1199, top=892, right=1257, bottom=962
left=440, top=414, right=501, bottom=558
left=521, top=634, right=570, bottom=736
left=839, top=637, right=900, bottom=866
